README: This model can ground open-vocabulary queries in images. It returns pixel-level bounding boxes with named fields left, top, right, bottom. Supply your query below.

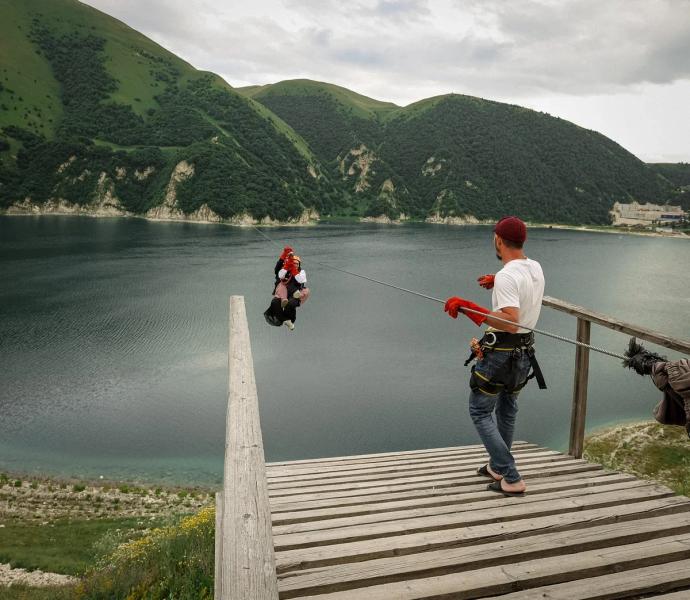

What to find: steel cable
left=251, top=225, right=627, bottom=360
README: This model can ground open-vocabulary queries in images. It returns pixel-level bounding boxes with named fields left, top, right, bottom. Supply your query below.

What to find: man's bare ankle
left=487, top=464, right=503, bottom=480
left=502, top=479, right=526, bottom=492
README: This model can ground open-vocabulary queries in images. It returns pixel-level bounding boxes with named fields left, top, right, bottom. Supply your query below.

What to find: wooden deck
left=266, top=442, right=690, bottom=599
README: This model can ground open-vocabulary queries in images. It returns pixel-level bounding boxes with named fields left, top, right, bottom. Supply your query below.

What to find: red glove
left=477, top=274, right=495, bottom=290
left=444, top=296, right=490, bottom=326
left=279, top=246, right=294, bottom=261
left=283, top=258, right=299, bottom=276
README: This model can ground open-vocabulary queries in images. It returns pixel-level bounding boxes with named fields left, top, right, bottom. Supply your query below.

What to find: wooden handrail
left=543, top=295, right=690, bottom=355
left=215, top=296, right=279, bottom=600
left=542, top=295, right=690, bottom=459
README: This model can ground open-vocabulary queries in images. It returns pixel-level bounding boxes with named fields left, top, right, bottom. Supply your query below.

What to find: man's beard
left=495, top=240, right=502, bottom=261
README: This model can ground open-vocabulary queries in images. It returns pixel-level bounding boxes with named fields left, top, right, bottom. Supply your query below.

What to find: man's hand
left=477, top=274, right=495, bottom=290
left=444, top=296, right=490, bottom=326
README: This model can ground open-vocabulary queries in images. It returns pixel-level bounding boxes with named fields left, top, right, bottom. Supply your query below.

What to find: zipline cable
left=251, top=225, right=627, bottom=360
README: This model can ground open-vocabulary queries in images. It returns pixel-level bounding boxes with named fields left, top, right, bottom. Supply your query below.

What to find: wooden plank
left=266, top=444, right=542, bottom=478
left=482, top=560, right=690, bottom=599
left=268, top=455, right=576, bottom=498
left=273, top=484, right=674, bottom=550
left=646, top=590, right=690, bottom=600
left=267, top=450, right=563, bottom=491
left=542, top=295, right=690, bottom=355
left=221, top=296, right=279, bottom=600
left=272, top=478, right=649, bottom=535
left=569, top=317, right=590, bottom=458
left=277, top=514, right=690, bottom=598
left=271, top=473, right=635, bottom=525
left=266, top=446, right=546, bottom=481
left=275, top=496, right=690, bottom=572
left=289, top=534, right=690, bottom=599
left=266, top=441, right=532, bottom=468
left=270, top=464, right=607, bottom=515
left=269, top=460, right=602, bottom=507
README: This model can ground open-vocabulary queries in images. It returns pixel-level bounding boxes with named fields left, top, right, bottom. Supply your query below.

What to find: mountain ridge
left=0, top=0, right=680, bottom=225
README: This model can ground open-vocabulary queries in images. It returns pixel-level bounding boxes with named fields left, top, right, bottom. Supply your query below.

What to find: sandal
left=477, top=464, right=502, bottom=481
left=486, top=480, right=525, bottom=497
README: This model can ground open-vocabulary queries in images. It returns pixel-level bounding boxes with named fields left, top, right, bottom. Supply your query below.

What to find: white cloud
left=82, top=0, right=690, bottom=161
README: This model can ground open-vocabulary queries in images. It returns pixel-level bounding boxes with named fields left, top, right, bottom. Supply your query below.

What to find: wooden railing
left=215, top=296, right=279, bottom=600
left=543, top=295, right=690, bottom=459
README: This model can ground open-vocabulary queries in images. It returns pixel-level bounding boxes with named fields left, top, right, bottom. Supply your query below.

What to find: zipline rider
left=445, top=216, right=546, bottom=497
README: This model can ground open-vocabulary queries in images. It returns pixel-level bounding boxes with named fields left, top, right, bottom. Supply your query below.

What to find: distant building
left=610, top=201, right=686, bottom=227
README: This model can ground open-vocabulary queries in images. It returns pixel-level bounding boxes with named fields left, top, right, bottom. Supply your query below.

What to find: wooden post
left=569, top=317, right=591, bottom=458
left=219, top=296, right=279, bottom=599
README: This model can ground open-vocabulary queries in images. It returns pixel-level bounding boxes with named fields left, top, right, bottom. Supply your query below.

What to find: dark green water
left=1, top=216, right=688, bottom=486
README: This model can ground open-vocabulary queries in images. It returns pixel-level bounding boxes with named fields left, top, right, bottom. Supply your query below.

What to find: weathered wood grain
left=272, top=478, right=649, bottom=536
left=267, top=450, right=562, bottom=491
left=268, top=455, right=578, bottom=498
left=481, top=559, right=690, bottom=599
left=277, top=514, right=690, bottom=598
left=219, top=296, right=278, bottom=599
left=268, top=460, right=601, bottom=507
left=270, top=472, right=635, bottom=525
left=273, top=484, right=674, bottom=550
left=266, top=445, right=545, bottom=481
left=266, top=444, right=541, bottom=479
left=274, top=496, right=690, bottom=572
left=543, top=295, right=690, bottom=355
left=569, top=317, right=591, bottom=458
left=288, top=534, right=690, bottom=599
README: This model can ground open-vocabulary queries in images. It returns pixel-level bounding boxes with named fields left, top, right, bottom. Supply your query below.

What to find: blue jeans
left=468, top=350, right=532, bottom=483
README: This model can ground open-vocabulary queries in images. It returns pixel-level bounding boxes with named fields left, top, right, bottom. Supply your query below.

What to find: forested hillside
left=0, top=0, right=676, bottom=224
left=242, top=84, right=671, bottom=223
left=0, top=0, right=333, bottom=222
left=648, top=163, right=690, bottom=210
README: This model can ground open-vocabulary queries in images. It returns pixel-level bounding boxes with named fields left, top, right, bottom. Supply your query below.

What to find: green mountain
left=239, top=83, right=671, bottom=223
left=0, top=0, right=676, bottom=225
left=0, top=0, right=330, bottom=222
left=648, top=163, right=690, bottom=210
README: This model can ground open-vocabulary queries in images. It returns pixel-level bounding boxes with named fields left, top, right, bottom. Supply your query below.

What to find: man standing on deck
left=444, top=216, right=545, bottom=497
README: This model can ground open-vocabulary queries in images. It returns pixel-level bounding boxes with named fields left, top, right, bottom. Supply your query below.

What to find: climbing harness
left=466, top=331, right=548, bottom=395
left=250, top=225, right=628, bottom=361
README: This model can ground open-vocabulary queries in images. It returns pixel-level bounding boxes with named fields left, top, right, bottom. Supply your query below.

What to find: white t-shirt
left=491, top=258, right=545, bottom=333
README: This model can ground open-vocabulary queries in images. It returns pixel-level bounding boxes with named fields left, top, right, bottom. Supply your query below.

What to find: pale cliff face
left=4, top=159, right=320, bottom=226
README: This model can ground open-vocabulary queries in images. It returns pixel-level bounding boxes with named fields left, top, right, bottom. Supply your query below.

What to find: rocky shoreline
left=3, top=203, right=687, bottom=238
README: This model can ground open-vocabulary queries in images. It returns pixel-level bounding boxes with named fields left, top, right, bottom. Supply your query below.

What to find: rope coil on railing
left=251, top=225, right=627, bottom=360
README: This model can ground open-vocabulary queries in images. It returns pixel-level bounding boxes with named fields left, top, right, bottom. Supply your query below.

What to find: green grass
left=0, top=517, right=161, bottom=575
left=242, top=78, right=399, bottom=120
left=78, top=506, right=215, bottom=600
left=0, top=584, right=76, bottom=600
left=0, top=0, right=62, bottom=136
left=584, top=421, right=690, bottom=495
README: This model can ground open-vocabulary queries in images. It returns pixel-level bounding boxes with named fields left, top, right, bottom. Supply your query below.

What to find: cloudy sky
left=83, top=0, right=690, bottom=162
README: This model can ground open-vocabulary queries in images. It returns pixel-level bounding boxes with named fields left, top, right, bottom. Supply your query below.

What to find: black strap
left=527, top=347, right=547, bottom=390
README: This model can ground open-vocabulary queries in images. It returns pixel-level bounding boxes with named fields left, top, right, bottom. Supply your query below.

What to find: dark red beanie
left=494, top=216, right=527, bottom=244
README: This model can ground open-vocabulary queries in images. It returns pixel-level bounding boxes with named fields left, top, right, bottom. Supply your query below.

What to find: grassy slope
left=0, top=0, right=62, bottom=137
left=585, top=421, right=690, bottom=496
left=0, top=517, right=159, bottom=575
left=0, top=0, right=313, bottom=161
left=238, top=78, right=399, bottom=120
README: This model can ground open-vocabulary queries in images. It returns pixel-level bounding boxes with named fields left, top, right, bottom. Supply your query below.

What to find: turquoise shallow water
left=1, top=216, right=688, bottom=486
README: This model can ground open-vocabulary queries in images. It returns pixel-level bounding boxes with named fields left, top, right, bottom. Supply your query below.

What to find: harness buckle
left=483, top=332, right=497, bottom=347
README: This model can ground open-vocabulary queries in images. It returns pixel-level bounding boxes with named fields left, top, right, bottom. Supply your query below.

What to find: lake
left=1, top=216, right=688, bottom=486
